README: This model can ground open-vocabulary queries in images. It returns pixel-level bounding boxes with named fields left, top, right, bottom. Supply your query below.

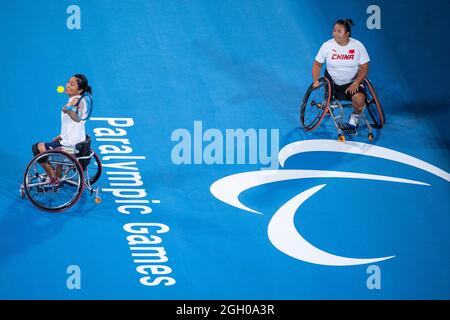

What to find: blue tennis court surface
left=0, top=0, right=449, bottom=299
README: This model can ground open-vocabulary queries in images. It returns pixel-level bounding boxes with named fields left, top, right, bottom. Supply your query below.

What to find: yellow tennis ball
left=57, top=85, right=65, bottom=93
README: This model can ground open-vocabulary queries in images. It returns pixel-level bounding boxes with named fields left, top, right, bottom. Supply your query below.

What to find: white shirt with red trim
left=315, top=38, right=370, bottom=86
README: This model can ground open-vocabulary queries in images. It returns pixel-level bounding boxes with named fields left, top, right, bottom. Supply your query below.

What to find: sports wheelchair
left=300, top=77, right=385, bottom=142
left=19, top=135, right=102, bottom=212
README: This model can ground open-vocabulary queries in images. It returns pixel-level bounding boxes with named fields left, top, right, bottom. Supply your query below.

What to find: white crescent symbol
left=210, top=169, right=428, bottom=214
left=268, top=184, right=395, bottom=266
left=210, top=140, right=449, bottom=266
left=279, top=139, right=450, bottom=182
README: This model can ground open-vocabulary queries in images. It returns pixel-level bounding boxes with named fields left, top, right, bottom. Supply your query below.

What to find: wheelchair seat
left=75, top=135, right=92, bottom=171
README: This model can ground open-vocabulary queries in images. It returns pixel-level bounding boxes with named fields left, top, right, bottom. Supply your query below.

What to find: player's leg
left=349, top=91, right=366, bottom=128
left=33, top=141, right=59, bottom=182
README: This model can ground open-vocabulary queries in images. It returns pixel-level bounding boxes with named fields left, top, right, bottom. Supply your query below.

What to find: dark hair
left=73, top=74, right=92, bottom=94
left=334, top=18, right=354, bottom=36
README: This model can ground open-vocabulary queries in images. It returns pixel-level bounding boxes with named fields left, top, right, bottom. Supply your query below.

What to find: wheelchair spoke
left=24, top=151, right=84, bottom=211
left=300, top=78, right=331, bottom=131
left=363, top=78, right=385, bottom=129
left=23, top=142, right=101, bottom=212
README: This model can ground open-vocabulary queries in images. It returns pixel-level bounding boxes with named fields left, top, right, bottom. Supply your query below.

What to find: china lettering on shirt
left=331, top=49, right=355, bottom=60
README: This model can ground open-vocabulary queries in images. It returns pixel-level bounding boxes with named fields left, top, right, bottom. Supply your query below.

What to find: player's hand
left=345, top=82, right=360, bottom=95
left=62, top=105, right=75, bottom=113
left=312, top=80, right=320, bottom=88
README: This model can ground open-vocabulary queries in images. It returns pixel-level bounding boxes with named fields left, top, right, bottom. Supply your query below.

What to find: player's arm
left=312, top=61, right=322, bottom=88
left=62, top=98, right=82, bottom=122
left=353, top=62, right=369, bottom=86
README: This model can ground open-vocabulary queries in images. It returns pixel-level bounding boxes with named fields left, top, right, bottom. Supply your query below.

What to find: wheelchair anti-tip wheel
left=23, top=150, right=84, bottom=212
left=300, top=77, right=332, bottom=131
left=19, top=184, right=25, bottom=199
left=364, top=78, right=385, bottom=129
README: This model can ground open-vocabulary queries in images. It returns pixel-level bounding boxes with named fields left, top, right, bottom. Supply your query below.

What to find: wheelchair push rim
left=84, top=150, right=102, bottom=186
left=23, top=150, right=84, bottom=212
left=364, top=78, right=385, bottom=129
left=300, top=77, right=331, bottom=131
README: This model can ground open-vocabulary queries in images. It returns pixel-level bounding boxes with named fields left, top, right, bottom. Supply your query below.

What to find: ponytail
left=344, top=18, right=354, bottom=27
left=85, top=85, right=92, bottom=94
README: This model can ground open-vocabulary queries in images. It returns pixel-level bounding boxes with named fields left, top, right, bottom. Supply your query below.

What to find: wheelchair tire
left=300, top=77, right=331, bottom=131
left=86, top=150, right=102, bottom=186
left=364, top=78, right=385, bottom=129
left=23, top=150, right=84, bottom=212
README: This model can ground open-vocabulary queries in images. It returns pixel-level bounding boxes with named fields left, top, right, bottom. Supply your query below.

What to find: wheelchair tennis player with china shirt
left=300, top=18, right=385, bottom=142
left=19, top=74, right=102, bottom=212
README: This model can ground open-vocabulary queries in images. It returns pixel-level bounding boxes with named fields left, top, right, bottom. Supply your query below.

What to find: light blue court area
left=0, top=0, right=449, bottom=299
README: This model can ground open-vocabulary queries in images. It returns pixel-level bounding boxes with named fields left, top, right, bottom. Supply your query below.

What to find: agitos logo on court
left=210, top=139, right=450, bottom=267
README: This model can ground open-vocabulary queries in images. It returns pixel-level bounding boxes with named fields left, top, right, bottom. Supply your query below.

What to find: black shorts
left=325, top=69, right=365, bottom=101
left=44, top=140, right=62, bottom=150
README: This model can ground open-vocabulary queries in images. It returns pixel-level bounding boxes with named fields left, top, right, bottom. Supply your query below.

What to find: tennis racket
left=73, top=93, right=93, bottom=121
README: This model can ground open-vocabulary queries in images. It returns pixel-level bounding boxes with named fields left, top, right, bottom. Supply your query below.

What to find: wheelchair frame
left=19, top=147, right=102, bottom=212
left=300, top=77, right=385, bottom=142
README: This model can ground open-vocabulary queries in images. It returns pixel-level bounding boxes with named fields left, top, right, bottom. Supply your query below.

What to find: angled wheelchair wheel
left=300, top=77, right=331, bottom=131
left=85, top=150, right=102, bottom=186
left=364, top=78, right=385, bottom=129
left=23, top=150, right=84, bottom=212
